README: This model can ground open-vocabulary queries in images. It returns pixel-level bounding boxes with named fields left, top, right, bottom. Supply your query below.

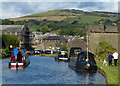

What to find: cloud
left=1, top=2, right=118, bottom=19
left=1, top=0, right=119, bottom=2
left=1, top=2, right=80, bottom=19
left=77, top=2, right=118, bottom=12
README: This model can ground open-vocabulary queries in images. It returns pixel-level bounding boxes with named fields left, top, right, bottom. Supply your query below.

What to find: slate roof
left=89, top=25, right=118, bottom=33
left=0, top=25, right=25, bottom=32
left=43, top=36, right=67, bottom=40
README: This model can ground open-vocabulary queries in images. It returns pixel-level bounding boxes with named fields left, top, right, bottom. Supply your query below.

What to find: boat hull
left=68, top=61, right=97, bottom=73
left=55, top=56, right=69, bottom=62
left=9, top=58, right=30, bottom=69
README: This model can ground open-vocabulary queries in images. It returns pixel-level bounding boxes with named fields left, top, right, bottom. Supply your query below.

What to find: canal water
left=1, top=56, right=107, bottom=84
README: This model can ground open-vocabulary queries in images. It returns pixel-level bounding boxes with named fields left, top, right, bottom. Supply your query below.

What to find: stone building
left=88, top=25, right=119, bottom=53
left=43, top=36, right=68, bottom=49
left=67, top=38, right=86, bottom=50
left=30, top=31, right=43, bottom=45
left=1, top=25, right=32, bottom=50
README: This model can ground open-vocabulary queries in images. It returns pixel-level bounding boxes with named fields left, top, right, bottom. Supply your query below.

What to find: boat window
left=70, top=47, right=82, bottom=57
left=74, top=49, right=81, bottom=54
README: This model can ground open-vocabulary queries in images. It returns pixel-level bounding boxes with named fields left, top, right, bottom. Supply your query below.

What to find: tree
left=27, top=19, right=40, bottom=25
left=2, top=34, right=20, bottom=48
left=96, top=41, right=116, bottom=60
left=60, top=45, right=68, bottom=51
left=73, top=28, right=86, bottom=37
left=40, top=25, right=51, bottom=34
left=2, top=19, right=14, bottom=25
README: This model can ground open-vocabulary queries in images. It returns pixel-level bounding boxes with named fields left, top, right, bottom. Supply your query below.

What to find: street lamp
left=9, top=45, right=13, bottom=51
left=10, top=45, right=12, bottom=48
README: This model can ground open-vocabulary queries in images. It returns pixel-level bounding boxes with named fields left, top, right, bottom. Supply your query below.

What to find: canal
left=1, top=56, right=107, bottom=84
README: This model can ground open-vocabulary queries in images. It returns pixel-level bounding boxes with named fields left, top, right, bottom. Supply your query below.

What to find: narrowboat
left=68, top=47, right=97, bottom=73
left=34, top=49, right=41, bottom=55
left=9, top=57, right=30, bottom=69
left=44, top=49, right=57, bottom=54
left=55, top=50, right=69, bottom=61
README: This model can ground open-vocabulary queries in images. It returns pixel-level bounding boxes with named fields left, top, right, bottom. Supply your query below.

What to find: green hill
left=8, top=9, right=117, bottom=23
left=3, top=9, right=118, bottom=36
left=24, top=9, right=84, bottom=17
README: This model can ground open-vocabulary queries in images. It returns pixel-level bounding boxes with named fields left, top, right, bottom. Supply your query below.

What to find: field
left=64, top=15, right=116, bottom=24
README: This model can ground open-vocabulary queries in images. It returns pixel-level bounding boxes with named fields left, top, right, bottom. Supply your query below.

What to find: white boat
left=55, top=50, right=69, bottom=61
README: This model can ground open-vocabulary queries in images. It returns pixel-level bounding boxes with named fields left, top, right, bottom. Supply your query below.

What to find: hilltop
left=8, top=9, right=117, bottom=23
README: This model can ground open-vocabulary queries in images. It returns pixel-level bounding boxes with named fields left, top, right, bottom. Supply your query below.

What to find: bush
left=1, top=48, right=11, bottom=59
left=96, top=41, right=116, bottom=60
left=60, top=45, right=68, bottom=51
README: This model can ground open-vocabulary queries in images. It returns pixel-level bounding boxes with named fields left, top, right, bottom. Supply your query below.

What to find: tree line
left=1, top=18, right=118, bottom=36
left=1, top=19, right=88, bottom=36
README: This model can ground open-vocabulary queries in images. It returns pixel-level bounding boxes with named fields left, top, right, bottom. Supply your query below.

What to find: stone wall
left=89, top=32, right=119, bottom=53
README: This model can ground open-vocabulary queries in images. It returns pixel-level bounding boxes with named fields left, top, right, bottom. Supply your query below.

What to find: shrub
left=60, top=45, right=68, bottom=51
left=1, top=48, right=11, bottom=59
left=96, top=41, right=116, bottom=60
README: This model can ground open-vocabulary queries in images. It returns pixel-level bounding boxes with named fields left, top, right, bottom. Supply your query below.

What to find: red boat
left=9, top=58, right=30, bottom=69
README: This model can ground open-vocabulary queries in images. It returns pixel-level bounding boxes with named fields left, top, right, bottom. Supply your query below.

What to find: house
left=1, top=25, right=32, bottom=50
left=44, top=32, right=58, bottom=36
left=43, top=36, right=68, bottom=49
left=30, top=31, right=43, bottom=45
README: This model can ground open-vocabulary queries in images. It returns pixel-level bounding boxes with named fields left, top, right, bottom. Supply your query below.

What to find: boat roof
left=34, top=49, right=41, bottom=51
left=70, top=47, right=82, bottom=50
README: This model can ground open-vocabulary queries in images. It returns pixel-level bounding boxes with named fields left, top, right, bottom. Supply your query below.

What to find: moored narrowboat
left=55, top=50, right=69, bottom=61
left=34, top=49, right=41, bottom=55
left=9, top=57, right=30, bottom=69
left=68, top=47, right=97, bottom=73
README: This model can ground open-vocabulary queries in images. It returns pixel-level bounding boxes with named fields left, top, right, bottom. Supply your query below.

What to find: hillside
left=8, top=9, right=117, bottom=23
left=2, top=9, right=118, bottom=36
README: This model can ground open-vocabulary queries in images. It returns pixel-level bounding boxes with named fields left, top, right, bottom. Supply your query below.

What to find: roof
left=0, top=25, right=25, bottom=32
left=89, top=25, right=118, bottom=33
left=43, top=36, right=67, bottom=40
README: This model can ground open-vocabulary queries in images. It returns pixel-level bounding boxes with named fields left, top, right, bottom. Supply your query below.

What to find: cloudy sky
left=1, top=0, right=119, bottom=19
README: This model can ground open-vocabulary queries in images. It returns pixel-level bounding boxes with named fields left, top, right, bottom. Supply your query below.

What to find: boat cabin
left=69, top=47, right=97, bottom=73
left=34, top=49, right=41, bottom=55
left=55, top=50, right=69, bottom=61
left=69, top=47, right=82, bottom=62
left=44, top=49, right=57, bottom=54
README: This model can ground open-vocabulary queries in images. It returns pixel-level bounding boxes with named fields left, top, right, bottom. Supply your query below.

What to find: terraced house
left=43, top=36, right=68, bottom=49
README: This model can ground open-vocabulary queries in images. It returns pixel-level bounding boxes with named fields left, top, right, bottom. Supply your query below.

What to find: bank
left=40, top=54, right=57, bottom=57
left=96, top=59, right=118, bottom=85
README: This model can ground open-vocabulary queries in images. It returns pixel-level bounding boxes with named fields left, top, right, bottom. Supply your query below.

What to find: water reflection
left=2, top=56, right=106, bottom=84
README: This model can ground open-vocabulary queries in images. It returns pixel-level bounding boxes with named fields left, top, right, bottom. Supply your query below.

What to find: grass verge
left=40, top=54, right=57, bottom=57
left=96, top=59, right=118, bottom=85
